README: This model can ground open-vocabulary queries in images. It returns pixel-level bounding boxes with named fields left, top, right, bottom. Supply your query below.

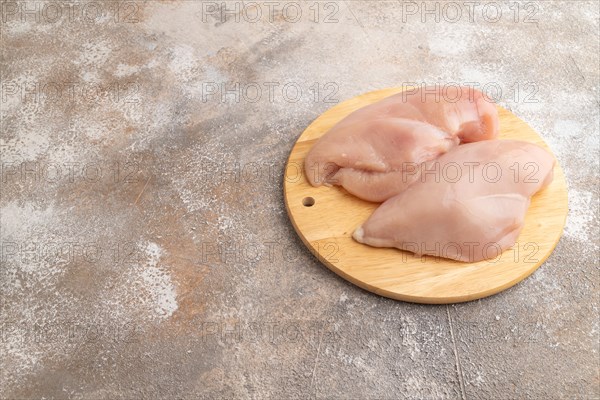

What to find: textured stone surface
left=1, top=1, right=598, bottom=398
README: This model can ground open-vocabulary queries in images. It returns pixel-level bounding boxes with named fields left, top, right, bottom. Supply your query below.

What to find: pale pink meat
left=305, top=118, right=458, bottom=202
left=352, top=140, right=555, bottom=262
left=305, top=86, right=499, bottom=202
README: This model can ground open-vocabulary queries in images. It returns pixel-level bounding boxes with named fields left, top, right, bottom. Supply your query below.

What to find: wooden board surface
left=283, top=87, right=568, bottom=304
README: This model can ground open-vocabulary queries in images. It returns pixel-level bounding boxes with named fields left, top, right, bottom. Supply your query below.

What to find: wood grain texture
left=283, top=87, right=568, bottom=304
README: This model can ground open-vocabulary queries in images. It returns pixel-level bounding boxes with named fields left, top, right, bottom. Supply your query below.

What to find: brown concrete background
left=1, top=1, right=598, bottom=399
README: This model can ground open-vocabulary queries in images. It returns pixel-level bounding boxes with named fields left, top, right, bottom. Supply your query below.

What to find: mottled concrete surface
left=1, top=1, right=598, bottom=399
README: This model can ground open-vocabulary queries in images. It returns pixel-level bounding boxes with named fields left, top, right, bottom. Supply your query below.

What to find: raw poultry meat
left=305, top=118, right=459, bottom=202
left=352, top=140, right=555, bottom=262
left=305, top=86, right=499, bottom=202
left=332, top=86, right=499, bottom=143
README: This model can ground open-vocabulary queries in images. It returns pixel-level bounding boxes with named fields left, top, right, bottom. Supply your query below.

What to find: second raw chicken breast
left=353, top=140, right=555, bottom=262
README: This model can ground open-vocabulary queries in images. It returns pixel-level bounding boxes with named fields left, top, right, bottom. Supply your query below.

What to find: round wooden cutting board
left=283, top=87, right=568, bottom=304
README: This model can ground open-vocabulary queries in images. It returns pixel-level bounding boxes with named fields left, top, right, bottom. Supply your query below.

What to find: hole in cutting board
left=302, top=197, right=315, bottom=207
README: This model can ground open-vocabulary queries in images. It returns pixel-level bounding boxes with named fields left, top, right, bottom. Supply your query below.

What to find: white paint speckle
left=564, top=189, right=595, bottom=243
left=553, top=119, right=583, bottom=139
left=428, top=35, right=469, bottom=57
left=218, top=215, right=234, bottom=231
left=459, top=66, right=493, bottom=85
left=1, top=126, right=51, bottom=163
left=138, top=242, right=179, bottom=319
left=81, top=70, right=101, bottom=84
left=0, top=202, right=64, bottom=277
left=168, top=44, right=199, bottom=82
left=114, top=63, right=140, bottom=78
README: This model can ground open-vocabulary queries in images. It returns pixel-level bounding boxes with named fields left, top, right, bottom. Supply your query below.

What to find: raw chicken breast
left=305, top=86, right=499, bottom=202
left=305, top=118, right=459, bottom=202
left=353, top=140, right=555, bottom=262
left=333, top=86, right=499, bottom=142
